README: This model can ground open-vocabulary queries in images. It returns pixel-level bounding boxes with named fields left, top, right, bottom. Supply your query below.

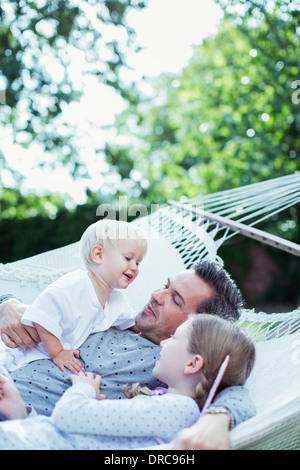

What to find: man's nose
left=152, top=288, right=164, bottom=304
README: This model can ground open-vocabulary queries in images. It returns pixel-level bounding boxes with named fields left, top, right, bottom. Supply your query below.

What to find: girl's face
left=98, top=238, right=145, bottom=289
left=152, top=320, right=195, bottom=388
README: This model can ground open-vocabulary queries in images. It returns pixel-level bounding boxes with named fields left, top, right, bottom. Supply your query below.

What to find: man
left=0, top=261, right=255, bottom=450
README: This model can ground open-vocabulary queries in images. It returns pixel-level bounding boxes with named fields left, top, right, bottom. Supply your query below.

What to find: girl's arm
left=34, top=323, right=83, bottom=374
left=51, top=374, right=199, bottom=440
left=168, top=386, right=257, bottom=450
left=67, top=372, right=107, bottom=400
left=0, top=373, right=28, bottom=420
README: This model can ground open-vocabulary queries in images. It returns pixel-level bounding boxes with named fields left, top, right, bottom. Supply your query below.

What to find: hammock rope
left=186, top=172, right=300, bottom=221
left=0, top=173, right=299, bottom=450
left=168, top=172, right=300, bottom=257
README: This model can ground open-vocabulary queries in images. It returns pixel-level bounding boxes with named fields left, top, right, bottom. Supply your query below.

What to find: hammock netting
left=0, top=173, right=299, bottom=450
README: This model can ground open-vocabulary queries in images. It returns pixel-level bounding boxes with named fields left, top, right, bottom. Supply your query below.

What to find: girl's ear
left=184, top=355, right=204, bottom=375
left=90, top=244, right=104, bottom=265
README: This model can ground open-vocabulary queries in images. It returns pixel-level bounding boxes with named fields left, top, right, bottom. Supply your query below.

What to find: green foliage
left=0, top=186, right=140, bottom=263
left=106, top=4, right=299, bottom=202
left=0, top=0, right=299, bottom=309
left=102, top=1, right=300, bottom=309
left=0, top=187, right=63, bottom=219
left=0, top=187, right=101, bottom=263
left=0, top=0, right=147, bottom=177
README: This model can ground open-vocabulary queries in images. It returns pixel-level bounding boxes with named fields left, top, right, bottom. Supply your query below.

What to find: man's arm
left=0, top=296, right=40, bottom=348
left=169, top=385, right=256, bottom=450
left=210, top=385, right=256, bottom=428
left=169, top=412, right=231, bottom=450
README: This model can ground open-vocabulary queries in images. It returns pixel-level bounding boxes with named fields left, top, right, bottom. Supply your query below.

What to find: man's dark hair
left=193, top=260, right=244, bottom=320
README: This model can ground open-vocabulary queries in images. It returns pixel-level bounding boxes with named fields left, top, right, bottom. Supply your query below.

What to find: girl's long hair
left=123, top=314, right=255, bottom=411
left=187, top=314, right=255, bottom=410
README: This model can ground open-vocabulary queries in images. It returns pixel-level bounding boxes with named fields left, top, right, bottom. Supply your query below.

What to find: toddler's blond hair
left=79, top=219, right=147, bottom=270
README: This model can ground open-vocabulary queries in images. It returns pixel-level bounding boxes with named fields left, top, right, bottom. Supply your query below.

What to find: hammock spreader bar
left=168, top=200, right=300, bottom=257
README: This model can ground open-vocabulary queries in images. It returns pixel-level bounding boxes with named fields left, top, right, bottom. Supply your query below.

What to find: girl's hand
left=52, top=349, right=84, bottom=374
left=67, top=372, right=107, bottom=400
left=0, top=373, right=28, bottom=420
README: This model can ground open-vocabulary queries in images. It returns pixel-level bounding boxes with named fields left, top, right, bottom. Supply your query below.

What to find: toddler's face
left=100, top=238, right=146, bottom=289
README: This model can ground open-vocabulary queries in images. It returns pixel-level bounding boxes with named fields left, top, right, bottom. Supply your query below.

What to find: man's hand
left=168, top=413, right=231, bottom=450
left=0, top=298, right=40, bottom=348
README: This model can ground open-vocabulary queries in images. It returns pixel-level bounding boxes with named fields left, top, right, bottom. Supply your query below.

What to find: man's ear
left=90, top=244, right=104, bottom=265
left=184, top=355, right=204, bottom=375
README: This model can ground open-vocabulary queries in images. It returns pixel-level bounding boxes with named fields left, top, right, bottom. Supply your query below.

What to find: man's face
left=135, top=270, right=215, bottom=344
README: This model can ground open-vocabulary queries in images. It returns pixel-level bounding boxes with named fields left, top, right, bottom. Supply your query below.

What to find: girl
left=0, top=314, right=255, bottom=450
left=1, top=219, right=147, bottom=373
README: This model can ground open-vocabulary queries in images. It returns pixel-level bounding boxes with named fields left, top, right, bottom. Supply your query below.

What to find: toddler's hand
left=67, top=371, right=106, bottom=400
left=52, top=349, right=83, bottom=374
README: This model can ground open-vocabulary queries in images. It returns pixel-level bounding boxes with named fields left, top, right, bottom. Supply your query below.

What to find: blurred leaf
left=0, top=0, right=147, bottom=176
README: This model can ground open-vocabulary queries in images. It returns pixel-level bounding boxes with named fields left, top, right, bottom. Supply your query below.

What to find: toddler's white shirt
left=1, top=270, right=136, bottom=371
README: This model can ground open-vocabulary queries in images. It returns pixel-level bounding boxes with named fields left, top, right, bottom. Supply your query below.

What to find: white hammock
left=0, top=173, right=299, bottom=450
